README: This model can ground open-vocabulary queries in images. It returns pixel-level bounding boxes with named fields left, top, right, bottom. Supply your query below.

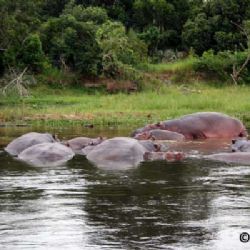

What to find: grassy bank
left=1, top=83, right=250, bottom=127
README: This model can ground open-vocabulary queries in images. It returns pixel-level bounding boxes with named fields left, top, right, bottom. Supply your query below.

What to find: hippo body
left=134, top=129, right=185, bottom=141
left=132, top=112, right=247, bottom=140
left=65, top=137, right=104, bottom=154
left=18, top=142, right=75, bottom=166
left=82, top=140, right=165, bottom=156
left=204, top=152, right=250, bottom=165
left=86, top=137, right=148, bottom=169
left=5, top=132, right=56, bottom=156
left=86, top=137, right=181, bottom=169
left=82, top=145, right=96, bottom=155
left=231, top=138, right=250, bottom=152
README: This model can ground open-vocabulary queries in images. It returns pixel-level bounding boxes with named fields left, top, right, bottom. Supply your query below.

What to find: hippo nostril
left=232, top=149, right=236, bottom=152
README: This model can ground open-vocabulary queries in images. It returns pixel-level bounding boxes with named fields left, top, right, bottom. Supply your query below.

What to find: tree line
left=0, top=0, right=249, bottom=79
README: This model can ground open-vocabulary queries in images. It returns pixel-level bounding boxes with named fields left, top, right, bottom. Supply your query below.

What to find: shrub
left=194, top=49, right=250, bottom=83
left=19, top=34, right=46, bottom=72
left=41, top=14, right=102, bottom=76
left=96, top=21, right=147, bottom=80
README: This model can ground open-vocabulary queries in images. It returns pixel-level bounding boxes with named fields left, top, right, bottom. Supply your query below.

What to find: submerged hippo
left=231, top=138, right=250, bottom=152
left=86, top=137, right=181, bottom=169
left=5, top=132, right=56, bottom=156
left=64, top=136, right=105, bottom=154
left=204, top=152, right=250, bottom=165
left=18, top=142, right=75, bottom=167
left=144, top=151, right=185, bottom=161
left=132, top=112, right=247, bottom=140
left=134, top=129, right=185, bottom=141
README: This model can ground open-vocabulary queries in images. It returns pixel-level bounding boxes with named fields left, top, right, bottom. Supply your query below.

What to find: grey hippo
left=231, top=138, right=250, bottom=152
left=204, top=152, right=250, bottom=165
left=134, top=129, right=185, bottom=141
left=18, top=142, right=75, bottom=167
left=132, top=112, right=247, bottom=140
left=86, top=137, right=183, bottom=169
left=5, top=132, right=56, bottom=156
left=63, top=136, right=105, bottom=154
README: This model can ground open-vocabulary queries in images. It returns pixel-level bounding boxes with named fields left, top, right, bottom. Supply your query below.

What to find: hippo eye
left=232, top=139, right=236, bottom=144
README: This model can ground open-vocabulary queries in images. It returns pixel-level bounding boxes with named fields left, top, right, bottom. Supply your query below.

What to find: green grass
left=1, top=83, right=250, bottom=127
left=140, top=56, right=198, bottom=73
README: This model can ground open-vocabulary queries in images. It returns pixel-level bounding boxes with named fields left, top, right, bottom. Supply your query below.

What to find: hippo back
left=86, top=137, right=147, bottom=169
left=205, top=152, right=250, bottom=165
left=18, top=142, right=75, bottom=167
left=5, top=132, right=56, bottom=156
left=163, top=112, right=247, bottom=139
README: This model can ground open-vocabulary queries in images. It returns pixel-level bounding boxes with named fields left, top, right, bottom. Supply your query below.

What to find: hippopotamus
left=204, top=152, right=250, bottom=165
left=132, top=112, right=247, bottom=140
left=144, top=151, right=185, bottom=161
left=231, top=138, right=250, bottom=152
left=82, top=139, right=167, bottom=156
left=134, top=129, right=185, bottom=141
left=64, top=136, right=105, bottom=154
left=18, top=142, right=75, bottom=167
left=5, top=132, right=56, bottom=156
left=86, top=137, right=182, bottom=169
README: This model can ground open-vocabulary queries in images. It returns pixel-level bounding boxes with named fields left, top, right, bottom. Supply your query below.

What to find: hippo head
left=131, top=122, right=163, bottom=137
left=231, top=138, right=249, bottom=152
left=238, top=128, right=248, bottom=138
left=134, top=131, right=152, bottom=140
left=143, top=151, right=185, bottom=161
left=89, top=136, right=106, bottom=146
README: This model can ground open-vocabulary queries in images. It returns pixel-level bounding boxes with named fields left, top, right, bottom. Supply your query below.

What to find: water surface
left=0, top=126, right=250, bottom=250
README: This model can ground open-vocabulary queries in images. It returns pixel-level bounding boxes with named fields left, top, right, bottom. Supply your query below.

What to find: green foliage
left=37, top=67, right=78, bottom=88
left=41, top=13, right=102, bottom=75
left=139, top=26, right=161, bottom=56
left=182, top=14, right=213, bottom=55
left=0, top=0, right=249, bottom=86
left=19, top=34, right=46, bottom=72
left=182, top=0, right=250, bottom=54
left=194, top=50, right=250, bottom=83
left=64, top=5, right=108, bottom=24
left=96, top=20, right=147, bottom=79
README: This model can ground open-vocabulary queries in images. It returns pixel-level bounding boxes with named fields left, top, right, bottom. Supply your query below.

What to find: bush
left=96, top=21, right=147, bottom=80
left=41, top=14, right=102, bottom=76
left=19, top=34, right=46, bottom=72
left=37, top=66, right=78, bottom=88
left=194, top=49, right=250, bottom=83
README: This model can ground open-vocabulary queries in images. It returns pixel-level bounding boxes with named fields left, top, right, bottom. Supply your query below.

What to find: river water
left=0, top=126, right=250, bottom=250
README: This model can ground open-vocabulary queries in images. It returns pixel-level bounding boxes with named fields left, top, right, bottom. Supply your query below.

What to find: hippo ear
left=151, top=136, right=156, bottom=141
left=53, top=134, right=59, bottom=141
left=154, top=144, right=161, bottom=152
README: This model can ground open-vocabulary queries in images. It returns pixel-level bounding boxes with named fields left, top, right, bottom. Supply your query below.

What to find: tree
left=41, top=13, right=102, bottom=75
left=19, top=34, right=45, bottom=72
left=0, top=0, right=43, bottom=67
left=182, top=0, right=250, bottom=54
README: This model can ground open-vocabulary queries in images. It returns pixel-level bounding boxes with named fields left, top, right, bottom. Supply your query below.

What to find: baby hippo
left=231, top=138, right=250, bottom=152
left=134, top=129, right=185, bottom=141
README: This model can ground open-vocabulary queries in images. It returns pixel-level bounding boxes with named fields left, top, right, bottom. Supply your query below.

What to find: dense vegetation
left=0, top=0, right=249, bottom=95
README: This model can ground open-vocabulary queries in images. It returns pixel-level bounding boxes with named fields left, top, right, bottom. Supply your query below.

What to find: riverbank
left=1, top=83, right=250, bottom=128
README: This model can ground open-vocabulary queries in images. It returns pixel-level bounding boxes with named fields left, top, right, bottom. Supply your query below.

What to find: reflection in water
left=0, top=126, right=250, bottom=249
